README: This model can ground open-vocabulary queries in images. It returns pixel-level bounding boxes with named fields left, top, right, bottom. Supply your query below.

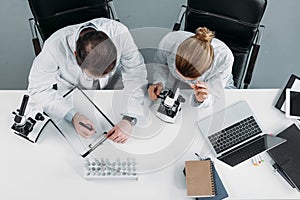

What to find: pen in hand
left=79, top=121, right=115, bottom=148
left=78, top=122, right=96, bottom=138
left=79, top=121, right=97, bottom=134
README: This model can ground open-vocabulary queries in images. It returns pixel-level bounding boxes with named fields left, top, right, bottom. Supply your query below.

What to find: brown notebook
left=185, top=160, right=215, bottom=197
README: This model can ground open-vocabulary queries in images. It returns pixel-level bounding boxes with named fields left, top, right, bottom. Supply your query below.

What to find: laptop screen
left=218, top=135, right=286, bottom=167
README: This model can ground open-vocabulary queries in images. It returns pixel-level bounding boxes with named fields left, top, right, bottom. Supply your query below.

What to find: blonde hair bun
left=194, top=27, right=215, bottom=43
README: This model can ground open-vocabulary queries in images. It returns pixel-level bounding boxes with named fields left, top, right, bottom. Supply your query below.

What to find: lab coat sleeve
left=189, top=76, right=220, bottom=108
left=117, top=26, right=148, bottom=121
left=27, top=43, right=73, bottom=122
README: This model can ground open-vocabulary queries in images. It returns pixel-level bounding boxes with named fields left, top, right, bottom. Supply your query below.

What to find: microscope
left=156, top=80, right=185, bottom=123
left=11, top=94, right=51, bottom=143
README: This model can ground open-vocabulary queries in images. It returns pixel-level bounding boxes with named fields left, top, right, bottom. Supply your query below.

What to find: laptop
left=198, top=101, right=286, bottom=167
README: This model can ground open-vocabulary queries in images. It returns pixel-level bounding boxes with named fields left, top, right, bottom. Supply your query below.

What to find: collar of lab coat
left=68, top=22, right=98, bottom=53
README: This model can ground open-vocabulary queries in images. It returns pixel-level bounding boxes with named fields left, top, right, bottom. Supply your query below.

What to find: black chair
left=173, top=0, right=267, bottom=88
left=28, top=0, right=119, bottom=56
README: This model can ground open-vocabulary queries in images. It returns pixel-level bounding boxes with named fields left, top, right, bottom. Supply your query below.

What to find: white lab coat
left=28, top=18, right=147, bottom=122
left=151, top=31, right=235, bottom=107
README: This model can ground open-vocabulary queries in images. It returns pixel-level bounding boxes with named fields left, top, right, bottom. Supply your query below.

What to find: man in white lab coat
left=28, top=18, right=147, bottom=143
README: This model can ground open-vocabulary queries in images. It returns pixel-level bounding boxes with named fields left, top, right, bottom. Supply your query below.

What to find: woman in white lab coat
left=148, top=27, right=235, bottom=107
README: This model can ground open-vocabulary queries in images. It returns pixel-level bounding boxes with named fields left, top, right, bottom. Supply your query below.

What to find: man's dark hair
left=76, top=30, right=117, bottom=76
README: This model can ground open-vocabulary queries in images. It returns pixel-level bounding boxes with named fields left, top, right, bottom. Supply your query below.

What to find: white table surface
left=1, top=89, right=300, bottom=200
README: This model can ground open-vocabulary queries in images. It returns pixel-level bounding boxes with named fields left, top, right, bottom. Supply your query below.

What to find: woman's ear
left=74, top=51, right=77, bottom=57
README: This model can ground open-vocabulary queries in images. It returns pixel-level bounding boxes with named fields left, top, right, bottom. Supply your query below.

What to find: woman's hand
left=191, top=82, right=209, bottom=103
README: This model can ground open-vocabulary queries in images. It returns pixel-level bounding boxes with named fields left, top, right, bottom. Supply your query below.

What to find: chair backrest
left=184, top=0, right=267, bottom=88
left=28, top=0, right=111, bottom=41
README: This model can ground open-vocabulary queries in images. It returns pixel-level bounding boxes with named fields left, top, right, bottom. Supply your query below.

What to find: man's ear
left=74, top=51, right=81, bottom=66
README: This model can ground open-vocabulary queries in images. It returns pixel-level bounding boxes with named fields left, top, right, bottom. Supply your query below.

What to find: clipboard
left=275, top=74, right=300, bottom=112
left=55, top=86, right=115, bottom=158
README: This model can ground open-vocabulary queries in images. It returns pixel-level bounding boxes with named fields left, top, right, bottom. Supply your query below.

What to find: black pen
left=79, top=121, right=96, bottom=133
left=195, top=152, right=201, bottom=159
left=273, top=163, right=296, bottom=188
left=194, top=152, right=209, bottom=161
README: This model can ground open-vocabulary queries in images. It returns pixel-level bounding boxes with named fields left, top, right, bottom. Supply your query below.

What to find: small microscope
left=11, top=94, right=51, bottom=143
left=156, top=80, right=185, bottom=123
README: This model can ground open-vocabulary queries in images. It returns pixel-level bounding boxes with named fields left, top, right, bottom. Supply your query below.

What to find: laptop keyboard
left=218, top=136, right=266, bottom=166
left=208, top=116, right=262, bottom=154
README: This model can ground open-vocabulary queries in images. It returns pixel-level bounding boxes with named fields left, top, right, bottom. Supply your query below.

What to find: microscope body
left=11, top=95, right=50, bottom=143
left=156, top=81, right=185, bottom=123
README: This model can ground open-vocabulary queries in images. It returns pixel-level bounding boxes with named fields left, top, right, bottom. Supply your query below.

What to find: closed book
left=185, top=160, right=215, bottom=197
left=196, top=160, right=228, bottom=200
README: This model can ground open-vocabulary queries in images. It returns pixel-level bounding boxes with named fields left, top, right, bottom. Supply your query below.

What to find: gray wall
left=251, top=0, right=300, bottom=88
left=0, top=0, right=299, bottom=89
left=0, top=1, right=33, bottom=89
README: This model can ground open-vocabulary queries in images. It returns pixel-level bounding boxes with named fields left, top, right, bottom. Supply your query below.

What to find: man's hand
left=107, top=120, right=132, bottom=143
left=191, top=82, right=209, bottom=103
left=72, top=112, right=96, bottom=138
left=148, top=83, right=163, bottom=101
